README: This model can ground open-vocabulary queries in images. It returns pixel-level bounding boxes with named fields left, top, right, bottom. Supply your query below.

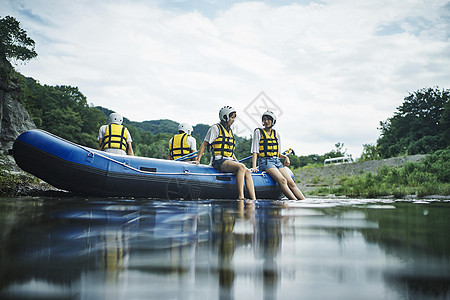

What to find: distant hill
left=130, top=119, right=178, bottom=135
left=96, top=106, right=210, bottom=138
left=192, top=124, right=210, bottom=139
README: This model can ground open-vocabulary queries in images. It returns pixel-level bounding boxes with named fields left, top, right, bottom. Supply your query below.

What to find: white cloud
left=4, top=0, right=449, bottom=157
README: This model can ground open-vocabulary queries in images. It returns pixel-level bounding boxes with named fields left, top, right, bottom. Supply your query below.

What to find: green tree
left=0, top=16, right=37, bottom=63
left=322, top=142, right=349, bottom=160
left=289, top=154, right=301, bottom=169
left=441, top=100, right=450, bottom=145
left=377, top=87, right=449, bottom=158
left=19, top=75, right=105, bottom=148
left=297, top=154, right=321, bottom=167
left=359, top=143, right=381, bottom=161
left=234, top=136, right=252, bottom=167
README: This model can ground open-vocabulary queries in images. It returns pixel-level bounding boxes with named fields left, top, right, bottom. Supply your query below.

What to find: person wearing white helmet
left=251, top=110, right=305, bottom=200
left=98, top=112, right=134, bottom=156
left=196, top=106, right=256, bottom=200
left=168, top=123, right=197, bottom=160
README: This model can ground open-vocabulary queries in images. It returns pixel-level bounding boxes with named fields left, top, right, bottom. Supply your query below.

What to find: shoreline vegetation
left=1, top=149, right=449, bottom=199
left=294, top=149, right=450, bottom=199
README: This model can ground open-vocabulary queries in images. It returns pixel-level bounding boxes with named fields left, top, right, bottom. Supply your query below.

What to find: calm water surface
left=0, top=197, right=449, bottom=299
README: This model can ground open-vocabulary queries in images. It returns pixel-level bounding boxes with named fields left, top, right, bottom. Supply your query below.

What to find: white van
left=324, top=156, right=352, bottom=166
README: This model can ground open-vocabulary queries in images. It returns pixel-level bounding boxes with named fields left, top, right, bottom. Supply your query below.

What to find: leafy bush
left=310, top=149, right=450, bottom=197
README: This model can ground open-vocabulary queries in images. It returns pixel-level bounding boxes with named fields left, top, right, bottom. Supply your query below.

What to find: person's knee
left=237, top=163, right=247, bottom=172
left=244, top=166, right=251, bottom=175
left=288, top=180, right=296, bottom=188
left=245, top=168, right=254, bottom=180
left=279, top=176, right=287, bottom=186
left=232, top=163, right=246, bottom=176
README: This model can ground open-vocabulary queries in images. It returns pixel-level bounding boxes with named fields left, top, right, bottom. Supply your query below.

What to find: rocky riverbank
left=1, top=154, right=69, bottom=197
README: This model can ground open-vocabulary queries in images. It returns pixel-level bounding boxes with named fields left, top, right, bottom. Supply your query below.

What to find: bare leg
left=265, top=167, right=297, bottom=200
left=279, top=167, right=305, bottom=200
left=221, top=160, right=256, bottom=200
left=244, top=168, right=256, bottom=200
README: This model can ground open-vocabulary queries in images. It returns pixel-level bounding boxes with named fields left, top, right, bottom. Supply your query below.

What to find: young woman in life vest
left=196, top=106, right=256, bottom=200
left=251, top=110, right=305, bottom=200
left=98, top=112, right=134, bottom=156
left=168, top=123, right=197, bottom=161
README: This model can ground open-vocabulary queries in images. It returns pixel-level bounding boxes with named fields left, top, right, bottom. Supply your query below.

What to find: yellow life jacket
left=211, top=123, right=235, bottom=159
left=101, top=124, right=128, bottom=152
left=258, top=128, right=279, bottom=157
left=169, top=133, right=192, bottom=160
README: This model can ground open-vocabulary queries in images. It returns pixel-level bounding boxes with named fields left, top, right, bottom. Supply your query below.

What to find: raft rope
left=37, top=129, right=266, bottom=178
left=81, top=146, right=268, bottom=177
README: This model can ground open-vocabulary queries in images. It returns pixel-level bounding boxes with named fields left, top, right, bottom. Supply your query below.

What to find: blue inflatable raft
left=13, top=130, right=284, bottom=199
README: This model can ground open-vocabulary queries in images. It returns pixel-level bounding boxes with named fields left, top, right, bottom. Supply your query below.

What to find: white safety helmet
left=108, top=112, right=123, bottom=125
left=262, top=110, right=277, bottom=125
left=219, top=106, right=236, bottom=122
left=178, top=123, right=193, bottom=135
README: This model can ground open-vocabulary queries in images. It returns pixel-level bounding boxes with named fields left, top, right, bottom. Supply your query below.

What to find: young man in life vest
left=251, top=110, right=305, bottom=200
left=196, top=106, right=256, bottom=200
left=168, top=123, right=197, bottom=161
left=98, top=112, right=134, bottom=156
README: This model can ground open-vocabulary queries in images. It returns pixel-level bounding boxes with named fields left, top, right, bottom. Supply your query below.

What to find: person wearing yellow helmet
left=196, top=106, right=256, bottom=200
left=98, top=112, right=134, bottom=156
left=251, top=110, right=305, bottom=200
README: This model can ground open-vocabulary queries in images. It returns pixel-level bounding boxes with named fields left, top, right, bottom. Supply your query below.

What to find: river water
left=0, top=196, right=449, bottom=300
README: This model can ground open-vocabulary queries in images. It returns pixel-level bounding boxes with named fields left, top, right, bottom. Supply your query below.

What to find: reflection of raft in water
left=13, top=130, right=285, bottom=199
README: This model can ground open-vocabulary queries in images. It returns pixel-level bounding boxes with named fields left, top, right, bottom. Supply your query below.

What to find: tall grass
left=310, top=148, right=450, bottom=198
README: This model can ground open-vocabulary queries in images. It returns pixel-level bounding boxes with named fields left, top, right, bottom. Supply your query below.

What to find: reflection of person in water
left=1, top=202, right=135, bottom=292
left=235, top=200, right=282, bottom=298
left=100, top=228, right=130, bottom=283
left=212, top=206, right=237, bottom=299
left=253, top=204, right=282, bottom=298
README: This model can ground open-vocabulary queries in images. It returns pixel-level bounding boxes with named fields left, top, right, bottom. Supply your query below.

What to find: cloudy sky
left=3, top=0, right=449, bottom=158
